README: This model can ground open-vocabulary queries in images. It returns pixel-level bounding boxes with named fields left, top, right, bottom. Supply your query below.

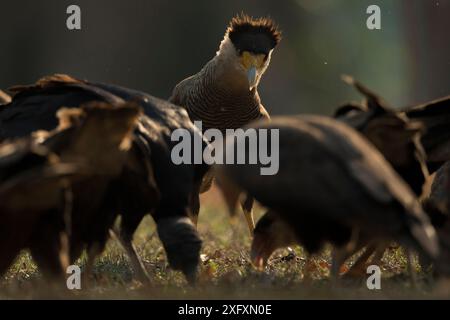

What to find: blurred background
left=0, top=0, right=449, bottom=115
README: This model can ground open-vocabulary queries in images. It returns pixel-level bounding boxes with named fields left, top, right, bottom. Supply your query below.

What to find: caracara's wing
left=168, top=74, right=198, bottom=107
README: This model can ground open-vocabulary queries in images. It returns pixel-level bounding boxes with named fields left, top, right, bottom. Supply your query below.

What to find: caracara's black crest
left=227, top=14, right=281, bottom=54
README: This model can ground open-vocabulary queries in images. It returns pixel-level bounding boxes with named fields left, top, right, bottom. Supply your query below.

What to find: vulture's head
left=251, top=210, right=297, bottom=271
left=157, top=217, right=202, bottom=284
left=218, top=14, right=281, bottom=91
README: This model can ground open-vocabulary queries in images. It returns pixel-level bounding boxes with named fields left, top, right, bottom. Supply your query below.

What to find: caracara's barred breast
left=170, top=65, right=269, bottom=132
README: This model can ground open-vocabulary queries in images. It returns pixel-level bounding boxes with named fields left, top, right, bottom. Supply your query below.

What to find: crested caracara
left=170, top=14, right=281, bottom=233
left=217, top=115, right=439, bottom=278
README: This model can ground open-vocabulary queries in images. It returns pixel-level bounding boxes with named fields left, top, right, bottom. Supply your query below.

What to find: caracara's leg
left=199, top=170, right=214, bottom=194
left=417, top=249, right=436, bottom=285
left=240, top=194, right=255, bottom=235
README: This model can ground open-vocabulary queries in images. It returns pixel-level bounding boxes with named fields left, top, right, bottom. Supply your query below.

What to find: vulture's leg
left=406, top=249, right=418, bottom=288
left=331, top=229, right=362, bottom=281
left=344, top=244, right=379, bottom=277
left=344, top=242, right=388, bottom=278
left=82, top=242, right=102, bottom=288
left=417, top=251, right=435, bottom=285
left=29, top=232, right=69, bottom=283
left=240, top=194, right=255, bottom=235
left=330, top=247, right=351, bottom=283
left=369, top=244, right=388, bottom=266
left=110, top=229, right=151, bottom=284
left=112, top=214, right=151, bottom=284
left=28, top=210, right=69, bottom=283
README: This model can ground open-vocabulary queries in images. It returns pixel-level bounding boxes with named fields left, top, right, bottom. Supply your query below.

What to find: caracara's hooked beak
left=240, top=51, right=265, bottom=91
left=247, top=67, right=257, bottom=91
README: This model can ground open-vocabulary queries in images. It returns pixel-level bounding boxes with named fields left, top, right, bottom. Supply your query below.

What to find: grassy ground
left=1, top=186, right=450, bottom=299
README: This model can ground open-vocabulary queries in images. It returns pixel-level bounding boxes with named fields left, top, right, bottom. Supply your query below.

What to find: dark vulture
left=0, top=101, right=140, bottom=280
left=170, top=14, right=281, bottom=233
left=0, top=139, right=75, bottom=279
left=0, top=75, right=209, bottom=284
left=217, top=115, right=439, bottom=277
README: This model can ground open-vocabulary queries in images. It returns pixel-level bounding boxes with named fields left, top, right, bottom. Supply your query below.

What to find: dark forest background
left=1, top=0, right=449, bottom=115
